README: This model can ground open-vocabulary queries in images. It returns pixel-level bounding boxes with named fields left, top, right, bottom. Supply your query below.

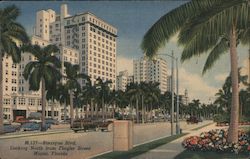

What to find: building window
left=11, top=87, right=16, bottom=92
left=18, top=98, right=26, bottom=105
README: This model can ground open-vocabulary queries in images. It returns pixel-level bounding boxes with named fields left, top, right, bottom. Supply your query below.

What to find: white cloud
left=117, top=56, right=134, bottom=75
left=179, top=68, right=218, bottom=104
left=241, top=59, right=249, bottom=76
left=214, top=73, right=228, bottom=82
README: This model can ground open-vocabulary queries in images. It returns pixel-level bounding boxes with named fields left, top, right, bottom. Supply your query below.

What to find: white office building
left=2, top=4, right=116, bottom=121
left=133, top=57, right=168, bottom=94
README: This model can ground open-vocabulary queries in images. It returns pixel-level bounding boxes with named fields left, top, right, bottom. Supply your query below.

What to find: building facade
left=116, top=70, right=134, bottom=92
left=133, top=57, right=168, bottom=94
left=2, top=4, right=116, bottom=121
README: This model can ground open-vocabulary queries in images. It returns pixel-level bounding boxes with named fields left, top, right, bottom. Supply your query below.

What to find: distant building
left=133, top=57, right=168, bottom=93
left=116, top=70, right=133, bottom=92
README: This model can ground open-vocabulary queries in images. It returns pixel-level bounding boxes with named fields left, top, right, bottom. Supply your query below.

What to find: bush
left=213, top=114, right=230, bottom=123
left=240, top=116, right=250, bottom=122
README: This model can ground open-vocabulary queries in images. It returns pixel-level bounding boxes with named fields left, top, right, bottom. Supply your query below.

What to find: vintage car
left=186, top=116, right=199, bottom=124
left=71, top=119, right=113, bottom=133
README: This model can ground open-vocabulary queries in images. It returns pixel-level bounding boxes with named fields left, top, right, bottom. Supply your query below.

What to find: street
left=0, top=121, right=212, bottom=159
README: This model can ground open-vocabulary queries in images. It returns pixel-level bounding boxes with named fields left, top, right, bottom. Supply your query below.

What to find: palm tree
left=95, top=78, right=112, bottom=120
left=57, top=83, right=70, bottom=123
left=23, top=44, right=61, bottom=131
left=107, top=90, right=127, bottom=119
left=144, top=82, right=160, bottom=122
left=127, top=82, right=147, bottom=123
left=46, top=83, right=60, bottom=119
left=141, top=0, right=249, bottom=143
left=159, top=91, right=172, bottom=121
left=0, top=5, right=29, bottom=134
left=82, top=77, right=97, bottom=119
left=63, top=62, right=89, bottom=127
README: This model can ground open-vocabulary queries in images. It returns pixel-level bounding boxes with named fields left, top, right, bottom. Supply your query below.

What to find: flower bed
left=182, top=129, right=250, bottom=154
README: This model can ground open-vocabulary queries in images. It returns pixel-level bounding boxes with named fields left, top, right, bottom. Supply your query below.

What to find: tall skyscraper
left=2, top=4, right=117, bottom=121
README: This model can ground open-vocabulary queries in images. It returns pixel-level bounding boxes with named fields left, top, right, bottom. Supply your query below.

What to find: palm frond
left=202, top=37, right=229, bottom=74
left=1, top=5, right=20, bottom=20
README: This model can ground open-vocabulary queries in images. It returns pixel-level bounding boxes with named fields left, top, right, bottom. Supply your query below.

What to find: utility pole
left=171, top=50, right=174, bottom=136
left=176, top=58, right=180, bottom=134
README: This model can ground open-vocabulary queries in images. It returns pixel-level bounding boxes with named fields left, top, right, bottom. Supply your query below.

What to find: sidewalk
left=132, top=123, right=217, bottom=159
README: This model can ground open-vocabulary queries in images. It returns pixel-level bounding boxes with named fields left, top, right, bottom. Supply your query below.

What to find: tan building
left=116, top=70, right=133, bottom=92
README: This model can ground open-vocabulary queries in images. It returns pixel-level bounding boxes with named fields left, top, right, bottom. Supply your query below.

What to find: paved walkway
left=132, top=122, right=217, bottom=159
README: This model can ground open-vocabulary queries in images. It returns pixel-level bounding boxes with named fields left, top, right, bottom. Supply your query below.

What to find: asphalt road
left=0, top=121, right=212, bottom=159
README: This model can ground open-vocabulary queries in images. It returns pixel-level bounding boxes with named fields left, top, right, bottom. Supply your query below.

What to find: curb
left=0, top=130, right=72, bottom=139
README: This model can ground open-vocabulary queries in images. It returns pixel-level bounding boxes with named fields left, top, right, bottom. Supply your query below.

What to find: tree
left=63, top=62, right=89, bottom=127
left=95, top=78, right=112, bottom=120
left=57, top=83, right=70, bottom=123
left=144, top=82, right=160, bottom=122
left=82, top=77, right=97, bottom=119
left=126, top=82, right=148, bottom=123
left=141, top=0, right=249, bottom=143
left=0, top=5, right=29, bottom=134
left=23, top=44, right=61, bottom=131
left=46, top=83, right=60, bottom=119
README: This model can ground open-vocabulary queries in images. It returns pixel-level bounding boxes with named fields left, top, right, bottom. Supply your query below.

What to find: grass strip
left=191, top=122, right=214, bottom=131
left=0, top=130, right=71, bottom=140
left=93, top=133, right=188, bottom=159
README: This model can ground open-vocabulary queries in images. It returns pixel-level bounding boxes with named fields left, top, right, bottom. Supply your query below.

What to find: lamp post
left=158, top=50, right=180, bottom=135
left=171, top=51, right=175, bottom=136
left=176, top=57, right=180, bottom=134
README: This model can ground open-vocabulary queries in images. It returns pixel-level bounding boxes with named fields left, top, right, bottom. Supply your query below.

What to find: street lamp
left=158, top=50, right=180, bottom=135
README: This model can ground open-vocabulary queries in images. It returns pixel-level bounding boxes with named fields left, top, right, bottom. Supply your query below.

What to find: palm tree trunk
left=41, top=78, right=46, bottom=131
left=227, top=25, right=239, bottom=143
left=86, top=102, right=89, bottom=119
left=0, top=53, right=4, bottom=134
left=142, top=95, right=145, bottom=124
left=91, top=99, right=94, bottom=118
left=51, top=102, right=55, bottom=119
left=102, top=97, right=104, bottom=120
left=76, top=107, right=79, bottom=119
left=64, top=102, right=67, bottom=122
left=113, top=102, right=115, bottom=119
left=150, top=103, right=153, bottom=121
left=69, top=90, right=74, bottom=128
left=136, top=96, right=139, bottom=123
left=95, top=103, right=98, bottom=118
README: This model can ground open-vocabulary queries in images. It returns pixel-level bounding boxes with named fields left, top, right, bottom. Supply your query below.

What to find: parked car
left=3, top=119, right=12, bottom=125
left=4, top=124, right=20, bottom=133
left=198, top=117, right=203, bottom=122
left=20, top=122, right=50, bottom=131
left=72, top=119, right=113, bottom=133
left=45, top=118, right=59, bottom=125
left=186, top=116, right=199, bottom=124
left=15, top=116, right=30, bottom=124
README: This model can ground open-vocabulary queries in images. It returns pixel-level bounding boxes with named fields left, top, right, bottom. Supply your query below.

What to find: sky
left=1, top=1, right=249, bottom=103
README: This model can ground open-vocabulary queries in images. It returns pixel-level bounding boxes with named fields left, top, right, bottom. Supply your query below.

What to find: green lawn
left=174, top=150, right=249, bottom=159
left=93, top=133, right=187, bottom=159
left=190, top=123, right=213, bottom=131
